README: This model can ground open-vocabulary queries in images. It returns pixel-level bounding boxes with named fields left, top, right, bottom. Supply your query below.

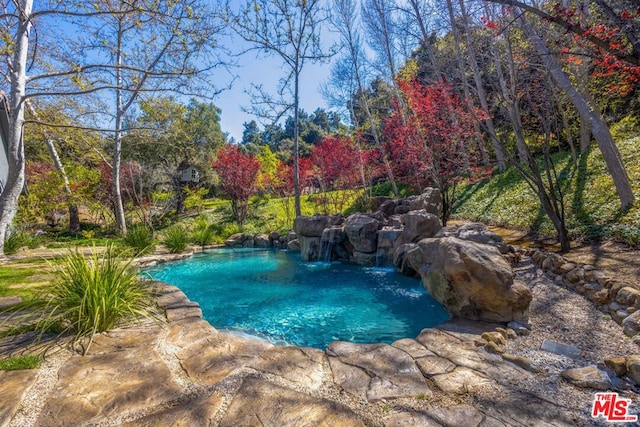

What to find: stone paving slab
left=248, top=345, right=326, bottom=390
left=122, top=391, right=225, bottom=427
left=0, top=370, right=38, bottom=427
left=175, top=331, right=273, bottom=385
left=327, top=341, right=431, bottom=401
left=219, top=376, right=365, bottom=427
left=35, top=326, right=182, bottom=427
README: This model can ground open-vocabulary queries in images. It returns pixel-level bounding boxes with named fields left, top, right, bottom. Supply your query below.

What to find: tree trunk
left=579, top=117, right=591, bottom=153
left=293, top=68, right=302, bottom=218
left=113, top=19, right=127, bottom=235
left=174, top=174, right=186, bottom=215
left=27, top=102, right=80, bottom=232
left=520, top=17, right=635, bottom=209
left=466, top=1, right=507, bottom=171
left=0, top=0, right=32, bottom=256
left=490, top=37, right=530, bottom=163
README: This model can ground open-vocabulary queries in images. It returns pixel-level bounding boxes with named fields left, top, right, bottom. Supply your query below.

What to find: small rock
left=584, top=282, right=602, bottom=292
left=616, top=287, right=640, bottom=307
left=558, top=263, right=577, bottom=274
left=566, top=267, right=585, bottom=284
left=561, top=366, right=613, bottom=390
left=474, top=338, right=489, bottom=347
left=494, top=327, right=508, bottom=338
left=540, top=339, right=582, bottom=359
left=502, top=353, right=537, bottom=373
left=625, top=355, right=640, bottom=385
left=585, top=269, right=606, bottom=283
left=609, top=281, right=626, bottom=300
left=505, top=328, right=518, bottom=340
left=604, top=357, right=627, bottom=377
left=287, top=239, right=301, bottom=252
left=481, top=331, right=507, bottom=346
left=591, top=288, right=610, bottom=305
left=508, top=321, right=530, bottom=336
left=612, top=309, right=630, bottom=324
left=622, top=311, right=640, bottom=336
left=484, top=342, right=504, bottom=354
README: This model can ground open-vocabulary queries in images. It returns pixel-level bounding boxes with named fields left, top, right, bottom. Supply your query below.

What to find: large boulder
left=294, top=215, right=330, bottom=237
left=416, top=237, right=531, bottom=323
left=409, top=188, right=442, bottom=217
left=399, top=210, right=442, bottom=245
left=344, top=214, right=379, bottom=253
left=393, top=243, right=424, bottom=278
left=453, top=223, right=509, bottom=254
left=378, top=200, right=397, bottom=217
left=254, top=233, right=270, bottom=248
left=224, top=233, right=253, bottom=248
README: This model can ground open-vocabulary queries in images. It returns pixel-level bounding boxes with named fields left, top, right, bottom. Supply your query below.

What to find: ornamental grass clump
left=162, top=225, right=189, bottom=253
left=190, top=217, right=217, bottom=246
left=123, top=224, right=155, bottom=255
left=2, top=245, right=157, bottom=355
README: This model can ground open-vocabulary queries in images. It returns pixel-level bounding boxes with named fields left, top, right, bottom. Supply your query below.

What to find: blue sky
left=216, top=52, right=335, bottom=142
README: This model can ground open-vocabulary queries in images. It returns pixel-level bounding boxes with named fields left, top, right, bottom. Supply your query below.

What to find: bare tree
left=0, top=0, right=226, bottom=252
left=327, top=0, right=398, bottom=195
left=224, top=0, right=333, bottom=217
left=516, top=11, right=635, bottom=210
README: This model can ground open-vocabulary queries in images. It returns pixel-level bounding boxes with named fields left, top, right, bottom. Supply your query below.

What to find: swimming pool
left=145, top=248, right=449, bottom=349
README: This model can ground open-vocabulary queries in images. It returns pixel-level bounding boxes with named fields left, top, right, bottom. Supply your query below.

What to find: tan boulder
left=626, top=355, right=640, bottom=385
left=561, top=365, right=613, bottom=390
left=604, top=357, right=627, bottom=377
left=416, top=237, right=531, bottom=323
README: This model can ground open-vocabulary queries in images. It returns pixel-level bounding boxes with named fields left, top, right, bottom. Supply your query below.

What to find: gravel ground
left=499, top=259, right=640, bottom=425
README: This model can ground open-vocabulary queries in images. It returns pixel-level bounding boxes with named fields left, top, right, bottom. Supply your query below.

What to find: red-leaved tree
left=311, top=135, right=360, bottom=191
left=212, top=145, right=261, bottom=226
left=384, top=78, right=489, bottom=224
left=310, top=134, right=363, bottom=213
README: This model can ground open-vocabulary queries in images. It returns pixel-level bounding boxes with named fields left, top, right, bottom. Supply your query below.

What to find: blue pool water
left=145, top=248, right=449, bottom=349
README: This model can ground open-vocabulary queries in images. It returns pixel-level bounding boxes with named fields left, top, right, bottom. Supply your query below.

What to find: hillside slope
left=452, top=135, right=640, bottom=246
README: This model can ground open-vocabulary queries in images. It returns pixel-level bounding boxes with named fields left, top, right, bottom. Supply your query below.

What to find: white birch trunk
left=0, top=0, right=33, bottom=256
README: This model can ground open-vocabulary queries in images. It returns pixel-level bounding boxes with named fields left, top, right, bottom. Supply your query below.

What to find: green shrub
left=0, top=354, right=42, bottom=370
left=220, top=223, right=242, bottom=239
left=123, top=224, right=155, bottom=255
left=190, top=217, right=218, bottom=246
left=162, top=225, right=189, bottom=253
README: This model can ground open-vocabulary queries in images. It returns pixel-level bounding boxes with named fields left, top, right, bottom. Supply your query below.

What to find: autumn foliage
left=310, top=135, right=361, bottom=191
left=212, top=144, right=261, bottom=225
left=384, top=78, right=488, bottom=222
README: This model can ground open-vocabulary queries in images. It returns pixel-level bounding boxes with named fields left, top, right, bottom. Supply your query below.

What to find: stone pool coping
left=2, top=249, right=632, bottom=425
